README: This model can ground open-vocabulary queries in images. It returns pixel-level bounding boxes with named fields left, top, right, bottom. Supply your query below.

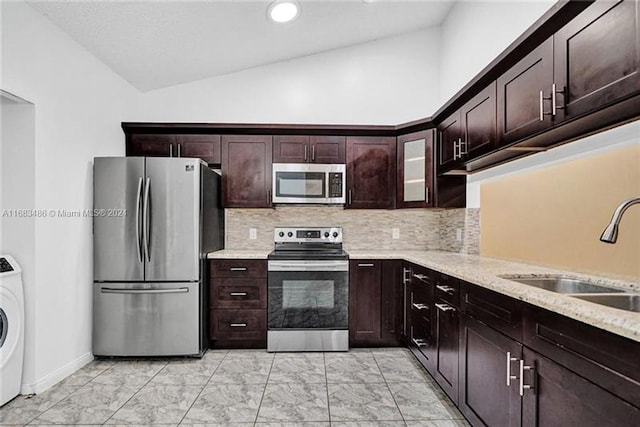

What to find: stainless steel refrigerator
left=92, top=157, right=224, bottom=357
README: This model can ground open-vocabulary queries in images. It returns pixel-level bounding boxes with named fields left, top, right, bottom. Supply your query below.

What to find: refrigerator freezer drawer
left=93, top=282, right=201, bottom=357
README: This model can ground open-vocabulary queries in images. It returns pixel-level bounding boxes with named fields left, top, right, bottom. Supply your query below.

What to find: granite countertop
left=207, top=249, right=272, bottom=259
left=208, top=248, right=640, bottom=342
left=350, top=250, right=640, bottom=343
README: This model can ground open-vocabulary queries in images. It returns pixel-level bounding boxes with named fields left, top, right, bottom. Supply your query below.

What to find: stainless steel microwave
left=272, top=163, right=346, bottom=204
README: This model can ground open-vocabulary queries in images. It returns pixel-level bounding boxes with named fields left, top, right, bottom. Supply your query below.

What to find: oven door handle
left=268, top=260, right=349, bottom=272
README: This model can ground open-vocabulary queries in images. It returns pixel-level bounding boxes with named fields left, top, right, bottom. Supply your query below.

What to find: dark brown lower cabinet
left=460, top=316, right=522, bottom=427
left=521, top=347, right=640, bottom=427
left=434, top=296, right=460, bottom=404
left=210, top=309, right=266, bottom=349
left=406, top=264, right=435, bottom=373
left=349, top=259, right=402, bottom=347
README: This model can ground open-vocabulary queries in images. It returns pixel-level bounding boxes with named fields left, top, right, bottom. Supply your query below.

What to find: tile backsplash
left=225, top=206, right=480, bottom=254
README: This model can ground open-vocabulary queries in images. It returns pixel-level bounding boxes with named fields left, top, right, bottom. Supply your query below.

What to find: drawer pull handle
left=519, top=360, right=534, bottom=396
left=412, top=338, right=428, bottom=347
left=436, top=285, right=455, bottom=295
left=435, top=303, right=456, bottom=312
left=230, top=323, right=247, bottom=327
left=229, top=292, right=248, bottom=296
left=506, top=351, right=518, bottom=386
left=358, top=263, right=375, bottom=267
left=412, top=303, right=429, bottom=310
left=229, top=267, right=248, bottom=271
left=413, top=274, right=429, bottom=282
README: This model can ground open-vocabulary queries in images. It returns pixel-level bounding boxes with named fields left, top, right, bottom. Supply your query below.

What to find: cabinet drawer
left=211, top=278, right=266, bottom=309
left=462, top=282, right=523, bottom=341
left=211, top=309, right=266, bottom=341
left=211, top=259, right=267, bottom=278
left=434, top=272, right=460, bottom=306
left=410, top=284, right=432, bottom=324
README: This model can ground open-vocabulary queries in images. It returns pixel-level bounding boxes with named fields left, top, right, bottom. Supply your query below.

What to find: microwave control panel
left=329, top=173, right=343, bottom=198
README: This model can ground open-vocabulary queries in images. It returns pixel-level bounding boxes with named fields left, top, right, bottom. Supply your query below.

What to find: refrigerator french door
left=93, top=157, right=221, bottom=357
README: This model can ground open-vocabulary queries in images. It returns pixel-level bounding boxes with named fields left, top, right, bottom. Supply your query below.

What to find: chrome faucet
left=600, top=197, right=640, bottom=244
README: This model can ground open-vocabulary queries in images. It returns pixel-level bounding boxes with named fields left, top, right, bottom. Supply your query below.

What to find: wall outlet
left=249, top=228, right=257, bottom=240
left=392, top=228, right=400, bottom=239
left=456, top=228, right=463, bottom=242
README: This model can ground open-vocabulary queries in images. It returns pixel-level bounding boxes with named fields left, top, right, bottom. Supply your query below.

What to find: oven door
left=267, top=260, right=348, bottom=330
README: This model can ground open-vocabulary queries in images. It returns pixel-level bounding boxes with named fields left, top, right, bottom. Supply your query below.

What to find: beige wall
left=481, top=144, right=640, bottom=278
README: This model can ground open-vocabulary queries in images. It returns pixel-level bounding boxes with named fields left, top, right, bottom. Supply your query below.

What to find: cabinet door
left=310, top=136, right=346, bottom=163
left=349, top=260, right=382, bottom=346
left=128, top=134, right=175, bottom=157
left=461, top=82, right=497, bottom=160
left=437, top=111, right=461, bottom=172
left=554, top=0, right=640, bottom=122
left=273, top=135, right=310, bottom=163
left=521, top=347, right=640, bottom=427
left=346, top=136, right=396, bottom=209
left=221, top=135, right=273, bottom=208
left=380, top=260, right=402, bottom=346
left=460, top=316, right=522, bottom=427
left=396, top=130, right=434, bottom=208
left=434, top=299, right=460, bottom=403
left=177, top=134, right=221, bottom=165
left=497, top=37, right=554, bottom=146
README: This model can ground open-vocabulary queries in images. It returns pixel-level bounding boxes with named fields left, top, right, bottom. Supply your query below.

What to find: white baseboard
left=20, top=352, right=94, bottom=395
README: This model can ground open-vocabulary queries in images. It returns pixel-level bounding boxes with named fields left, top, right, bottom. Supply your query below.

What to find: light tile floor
left=0, top=348, right=470, bottom=427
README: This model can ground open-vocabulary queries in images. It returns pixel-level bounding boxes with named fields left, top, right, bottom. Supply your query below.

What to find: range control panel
left=0, top=258, right=14, bottom=273
left=274, top=227, right=342, bottom=244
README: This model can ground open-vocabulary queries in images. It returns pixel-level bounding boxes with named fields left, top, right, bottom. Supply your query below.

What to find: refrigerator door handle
left=135, top=177, right=143, bottom=263
left=100, top=287, right=189, bottom=295
left=143, top=177, right=151, bottom=262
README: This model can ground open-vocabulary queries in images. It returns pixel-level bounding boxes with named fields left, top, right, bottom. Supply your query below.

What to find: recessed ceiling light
left=268, top=1, right=300, bottom=23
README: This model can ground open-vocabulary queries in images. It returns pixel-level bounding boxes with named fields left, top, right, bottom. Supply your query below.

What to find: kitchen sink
left=572, top=294, right=640, bottom=313
left=500, top=276, right=627, bottom=294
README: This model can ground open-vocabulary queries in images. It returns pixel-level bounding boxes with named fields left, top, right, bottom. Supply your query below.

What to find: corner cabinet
left=221, top=135, right=273, bottom=208
left=345, top=136, right=396, bottom=209
left=396, top=131, right=434, bottom=208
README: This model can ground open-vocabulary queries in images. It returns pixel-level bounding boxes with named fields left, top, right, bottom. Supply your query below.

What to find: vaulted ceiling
left=27, top=1, right=455, bottom=92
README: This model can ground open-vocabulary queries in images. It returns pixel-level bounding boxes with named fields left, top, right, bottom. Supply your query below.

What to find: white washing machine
left=0, top=255, right=24, bottom=407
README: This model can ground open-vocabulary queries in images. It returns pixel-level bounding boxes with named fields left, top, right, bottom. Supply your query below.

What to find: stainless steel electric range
left=267, top=227, right=349, bottom=352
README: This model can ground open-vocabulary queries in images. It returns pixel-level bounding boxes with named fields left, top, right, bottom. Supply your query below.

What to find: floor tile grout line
left=176, top=350, right=229, bottom=426
left=252, top=352, right=275, bottom=426
left=100, top=359, right=170, bottom=426
left=372, top=352, right=408, bottom=426
left=323, top=352, right=332, bottom=426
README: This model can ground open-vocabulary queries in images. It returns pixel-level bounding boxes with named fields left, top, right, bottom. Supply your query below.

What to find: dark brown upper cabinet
left=273, top=135, right=345, bottom=164
left=553, top=0, right=640, bottom=122
left=127, top=133, right=221, bottom=165
left=436, top=111, right=462, bottom=173
left=177, top=134, right=221, bottom=165
left=221, top=135, right=273, bottom=208
left=497, top=37, right=555, bottom=147
left=128, top=134, right=176, bottom=157
left=438, top=83, right=497, bottom=174
left=396, top=130, right=434, bottom=208
left=346, top=136, right=396, bottom=209
left=461, top=81, right=497, bottom=160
